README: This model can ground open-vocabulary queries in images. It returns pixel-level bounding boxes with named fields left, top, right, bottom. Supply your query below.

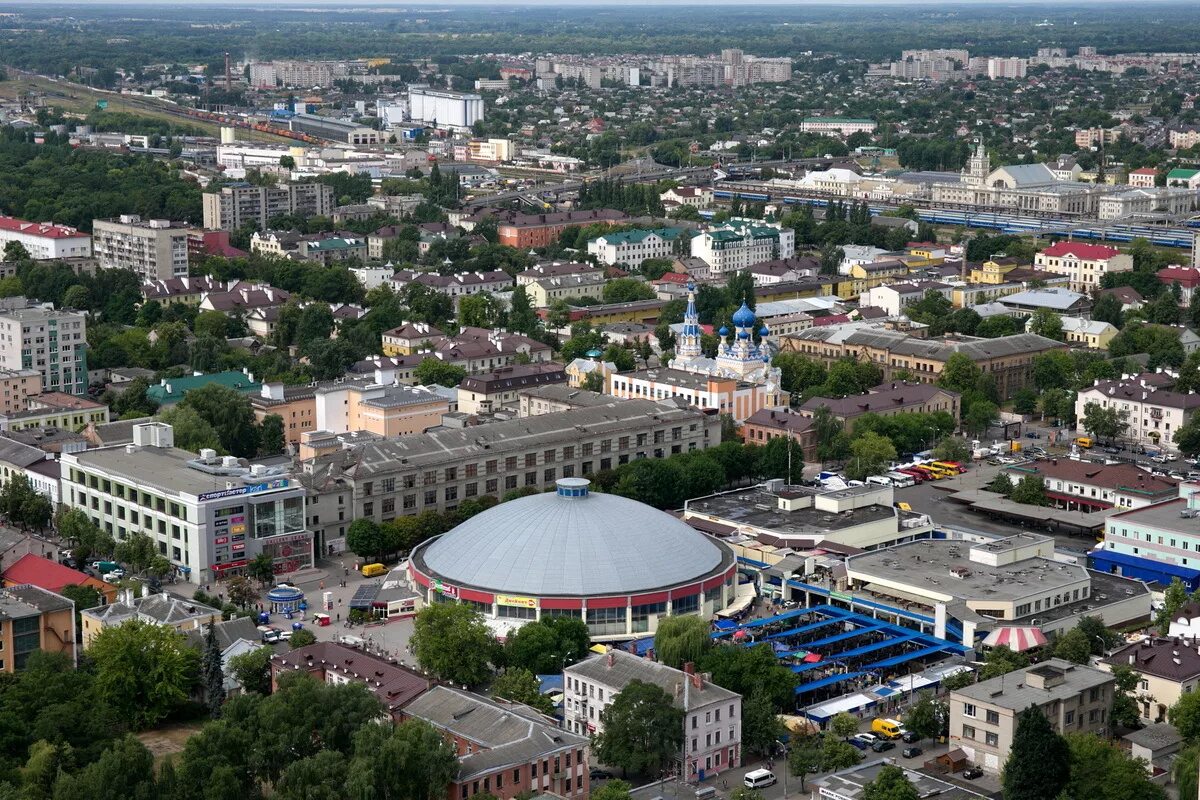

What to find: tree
left=259, top=414, right=285, bottom=456
left=414, top=358, right=467, bottom=388
left=937, top=353, right=981, bottom=394
left=773, top=352, right=827, bottom=398
left=178, top=383, right=260, bottom=458
left=903, top=692, right=947, bottom=741
left=1075, top=616, right=1121, bottom=654
left=58, top=583, right=103, bottom=627
left=603, top=278, right=656, bottom=303
left=49, top=733, right=158, bottom=800
left=979, top=645, right=1029, bottom=680
left=1028, top=307, right=1064, bottom=340
left=279, top=155, right=295, bottom=169
left=696, top=643, right=797, bottom=710
left=862, top=764, right=919, bottom=800
left=248, top=552, right=275, bottom=585
left=503, top=616, right=590, bottom=675
left=830, top=712, right=860, bottom=740
left=987, top=473, right=1014, bottom=496
left=4, top=241, right=31, bottom=262
left=345, top=718, right=460, bottom=800
left=820, top=735, right=862, bottom=773
left=1171, top=686, right=1200, bottom=742
left=89, top=619, right=199, bottom=729
left=411, top=603, right=497, bottom=687
left=1091, top=292, right=1124, bottom=328
left=941, top=668, right=976, bottom=691
left=508, top=286, right=538, bottom=334
left=1109, top=664, right=1142, bottom=730
left=1064, top=733, right=1166, bottom=800
left=964, top=400, right=998, bottom=437
left=115, top=531, right=157, bottom=573
left=228, top=647, right=273, bottom=695
left=593, top=680, right=684, bottom=777
left=1003, top=706, right=1070, bottom=800
left=741, top=691, right=785, bottom=757
left=932, top=436, right=970, bottom=463
left=274, top=750, right=347, bottom=800
left=202, top=622, right=226, bottom=718
left=788, top=736, right=823, bottom=791
left=346, top=518, right=385, bottom=562
left=591, top=780, right=634, bottom=800
left=845, top=431, right=897, bottom=481
left=1010, top=474, right=1049, bottom=506
left=1011, top=388, right=1039, bottom=415
left=1176, top=419, right=1200, bottom=457
left=288, top=629, right=317, bottom=649
left=1156, top=577, right=1191, bottom=635
left=1053, top=627, right=1092, bottom=665
left=490, top=667, right=554, bottom=715
left=1081, top=401, right=1128, bottom=444
left=653, top=615, right=712, bottom=669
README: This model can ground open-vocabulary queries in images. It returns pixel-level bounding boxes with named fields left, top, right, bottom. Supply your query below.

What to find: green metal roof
left=592, top=227, right=688, bottom=246
left=1167, top=168, right=1200, bottom=179
left=146, top=371, right=263, bottom=406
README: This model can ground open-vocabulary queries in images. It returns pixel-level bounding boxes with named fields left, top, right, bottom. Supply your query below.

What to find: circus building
left=407, top=478, right=739, bottom=639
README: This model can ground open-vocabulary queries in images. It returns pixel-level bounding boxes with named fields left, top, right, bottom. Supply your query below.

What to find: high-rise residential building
left=202, top=183, right=336, bottom=232
left=0, top=303, right=87, bottom=395
left=92, top=215, right=190, bottom=281
left=0, top=217, right=93, bottom=261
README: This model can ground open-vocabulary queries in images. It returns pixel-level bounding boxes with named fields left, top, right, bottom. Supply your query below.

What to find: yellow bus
left=930, top=461, right=965, bottom=474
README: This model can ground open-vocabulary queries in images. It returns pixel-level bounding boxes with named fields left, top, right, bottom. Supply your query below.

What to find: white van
left=866, top=475, right=894, bottom=487
left=744, top=769, right=777, bottom=789
left=886, top=471, right=916, bottom=488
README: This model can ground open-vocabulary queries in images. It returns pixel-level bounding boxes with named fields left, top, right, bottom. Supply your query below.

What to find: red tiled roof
left=1040, top=241, right=1121, bottom=260
left=0, top=215, right=89, bottom=239
left=2, top=553, right=95, bottom=592
left=1130, top=168, right=1159, bottom=175
left=1158, top=266, right=1200, bottom=287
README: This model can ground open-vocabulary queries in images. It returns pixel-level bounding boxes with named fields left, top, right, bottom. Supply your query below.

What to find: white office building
left=0, top=303, right=88, bottom=395
left=61, top=422, right=311, bottom=585
left=690, top=218, right=794, bottom=274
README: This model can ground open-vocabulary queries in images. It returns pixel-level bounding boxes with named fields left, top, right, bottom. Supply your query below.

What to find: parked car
left=902, top=746, right=923, bottom=759
left=589, top=769, right=613, bottom=781
left=1025, top=431, right=1040, bottom=439
left=901, top=730, right=921, bottom=743
left=962, top=767, right=984, bottom=780
left=871, top=740, right=896, bottom=753
left=1103, top=446, right=1120, bottom=454
left=850, top=733, right=878, bottom=750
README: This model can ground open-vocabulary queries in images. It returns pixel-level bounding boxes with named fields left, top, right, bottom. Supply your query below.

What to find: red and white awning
left=982, top=626, right=1048, bottom=652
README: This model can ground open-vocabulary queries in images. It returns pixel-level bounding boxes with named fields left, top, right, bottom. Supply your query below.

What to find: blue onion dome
left=731, top=302, right=756, bottom=328
left=585, top=348, right=603, bottom=358
left=762, top=353, right=771, bottom=362
left=718, top=326, right=729, bottom=337
left=737, top=330, right=750, bottom=339
left=759, top=325, right=770, bottom=337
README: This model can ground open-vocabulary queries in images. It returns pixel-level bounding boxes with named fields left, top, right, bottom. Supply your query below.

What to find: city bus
left=931, top=461, right=966, bottom=474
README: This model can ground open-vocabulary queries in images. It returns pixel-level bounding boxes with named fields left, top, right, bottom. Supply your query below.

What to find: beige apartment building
left=202, top=183, right=336, bottom=232
left=0, top=369, right=42, bottom=418
left=1033, top=242, right=1133, bottom=294
left=92, top=215, right=190, bottom=282
left=0, top=305, right=88, bottom=396
left=300, top=398, right=718, bottom=523
left=1101, top=638, right=1200, bottom=725
left=950, top=660, right=1114, bottom=774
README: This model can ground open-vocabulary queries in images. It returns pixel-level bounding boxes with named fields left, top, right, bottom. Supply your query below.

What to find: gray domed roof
left=419, top=480, right=726, bottom=596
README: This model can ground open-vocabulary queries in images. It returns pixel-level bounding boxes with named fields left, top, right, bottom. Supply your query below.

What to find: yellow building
left=847, top=259, right=909, bottom=298
left=969, top=257, right=1026, bottom=285
left=1056, top=318, right=1118, bottom=350
left=80, top=592, right=221, bottom=649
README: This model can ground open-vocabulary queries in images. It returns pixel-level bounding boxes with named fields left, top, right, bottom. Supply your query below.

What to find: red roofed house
left=0, top=216, right=93, bottom=260
left=1, top=553, right=117, bottom=604
left=1158, top=266, right=1200, bottom=305
left=1034, top=242, right=1133, bottom=294
left=1128, top=168, right=1159, bottom=188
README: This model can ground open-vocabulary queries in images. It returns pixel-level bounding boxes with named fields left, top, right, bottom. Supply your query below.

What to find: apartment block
left=202, top=183, right=336, bottom=231
left=564, top=651, right=741, bottom=777
left=0, top=584, right=76, bottom=672
left=0, top=304, right=88, bottom=396
left=950, top=660, right=1114, bottom=773
left=299, top=398, right=718, bottom=524
left=1074, top=373, right=1200, bottom=450
left=92, top=215, right=190, bottom=281
left=588, top=227, right=689, bottom=266
left=0, top=369, right=43, bottom=417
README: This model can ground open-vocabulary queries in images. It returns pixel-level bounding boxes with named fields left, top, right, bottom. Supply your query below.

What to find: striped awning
left=982, top=626, right=1048, bottom=652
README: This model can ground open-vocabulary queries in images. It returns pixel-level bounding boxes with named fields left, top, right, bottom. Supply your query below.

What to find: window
left=986, top=710, right=1000, bottom=725
left=962, top=724, right=976, bottom=740
left=985, top=731, right=999, bottom=747
left=963, top=703, right=976, bottom=718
